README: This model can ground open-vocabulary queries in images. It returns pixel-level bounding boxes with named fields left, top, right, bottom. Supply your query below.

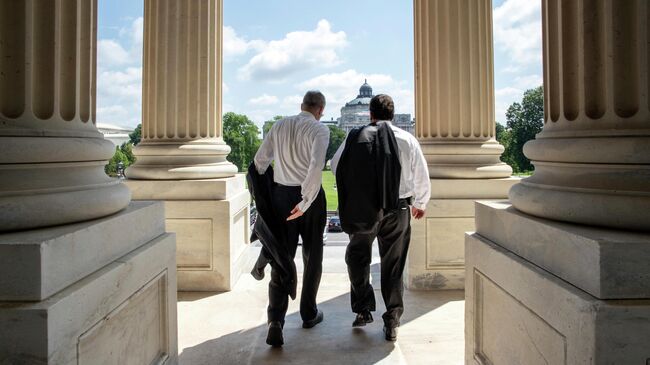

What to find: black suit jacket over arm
left=246, top=163, right=297, bottom=300
left=336, top=122, right=401, bottom=234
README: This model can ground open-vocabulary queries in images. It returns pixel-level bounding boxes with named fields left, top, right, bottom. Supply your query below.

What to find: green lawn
left=321, top=170, right=338, bottom=212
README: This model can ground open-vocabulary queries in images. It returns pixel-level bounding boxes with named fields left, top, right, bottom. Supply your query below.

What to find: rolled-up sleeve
left=298, top=125, right=330, bottom=212
left=411, top=139, right=431, bottom=210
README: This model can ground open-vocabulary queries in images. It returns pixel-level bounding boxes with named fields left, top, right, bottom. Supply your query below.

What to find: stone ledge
left=430, top=177, right=520, bottom=199
left=465, top=233, right=650, bottom=364
left=474, top=201, right=650, bottom=299
left=0, top=232, right=178, bottom=365
left=125, top=174, right=247, bottom=201
left=0, top=201, right=166, bottom=301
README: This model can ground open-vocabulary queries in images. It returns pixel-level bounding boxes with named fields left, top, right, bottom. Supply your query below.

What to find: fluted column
left=414, top=0, right=511, bottom=178
left=510, top=0, right=650, bottom=231
left=0, top=0, right=130, bottom=232
left=127, top=0, right=237, bottom=180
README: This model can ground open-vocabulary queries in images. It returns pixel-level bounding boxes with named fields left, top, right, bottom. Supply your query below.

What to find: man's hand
left=287, top=204, right=304, bottom=221
left=411, top=207, right=425, bottom=220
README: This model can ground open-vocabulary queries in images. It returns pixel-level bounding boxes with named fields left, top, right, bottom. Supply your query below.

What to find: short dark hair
left=369, top=94, right=394, bottom=121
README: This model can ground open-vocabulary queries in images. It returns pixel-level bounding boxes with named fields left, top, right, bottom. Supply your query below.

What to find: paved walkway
left=178, top=246, right=465, bottom=365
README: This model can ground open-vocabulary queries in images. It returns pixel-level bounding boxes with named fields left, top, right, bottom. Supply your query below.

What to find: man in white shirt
left=331, top=94, right=431, bottom=341
left=254, top=91, right=330, bottom=347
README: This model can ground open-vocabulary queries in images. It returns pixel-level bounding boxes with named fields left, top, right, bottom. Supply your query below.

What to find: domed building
left=337, top=80, right=414, bottom=135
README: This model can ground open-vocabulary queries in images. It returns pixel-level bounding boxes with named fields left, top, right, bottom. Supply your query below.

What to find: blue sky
left=97, top=0, right=542, bottom=130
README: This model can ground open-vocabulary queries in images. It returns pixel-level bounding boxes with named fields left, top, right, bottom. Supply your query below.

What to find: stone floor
left=178, top=244, right=465, bottom=365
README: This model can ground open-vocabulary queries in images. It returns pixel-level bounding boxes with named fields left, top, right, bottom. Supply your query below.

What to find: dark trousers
left=268, top=185, right=326, bottom=325
left=345, top=199, right=411, bottom=328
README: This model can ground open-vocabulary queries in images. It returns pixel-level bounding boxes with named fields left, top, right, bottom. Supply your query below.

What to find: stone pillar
left=0, top=1, right=177, bottom=363
left=509, top=0, right=650, bottom=231
left=407, top=0, right=517, bottom=290
left=0, top=0, right=130, bottom=232
left=414, top=0, right=511, bottom=179
left=126, top=0, right=254, bottom=292
left=466, top=2, right=650, bottom=363
left=126, top=0, right=237, bottom=179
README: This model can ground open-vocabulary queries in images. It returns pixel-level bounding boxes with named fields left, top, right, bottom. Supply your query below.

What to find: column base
left=465, top=204, right=650, bottom=364
left=420, top=140, right=513, bottom=179
left=126, top=175, right=255, bottom=291
left=0, top=202, right=178, bottom=364
left=405, top=178, right=519, bottom=290
left=0, top=136, right=131, bottom=232
left=127, top=139, right=238, bottom=180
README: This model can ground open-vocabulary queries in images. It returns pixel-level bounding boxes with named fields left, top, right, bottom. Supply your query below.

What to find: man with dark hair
left=253, top=90, right=330, bottom=347
left=369, top=94, right=395, bottom=121
left=331, top=93, right=430, bottom=342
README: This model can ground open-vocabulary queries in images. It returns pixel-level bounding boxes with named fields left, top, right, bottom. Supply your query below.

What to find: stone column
left=414, top=0, right=511, bottom=179
left=126, top=0, right=237, bottom=179
left=466, top=2, right=650, bottom=363
left=126, top=0, right=254, bottom=292
left=0, top=0, right=130, bottom=231
left=407, top=0, right=517, bottom=290
left=509, top=0, right=650, bottom=231
left=0, top=1, right=177, bottom=363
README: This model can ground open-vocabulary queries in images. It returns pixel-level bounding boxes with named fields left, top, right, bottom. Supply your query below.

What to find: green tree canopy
left=223, top=112, right=261, bottom=171
left=105, top=145, right=129, bottom=176
left=263, top=115, right=284, bottom=137
left=497, top=86, right=544, bottom=173
left=129, top=124, right=142, bottom=145
left=326, top=125, right=346, bottom=162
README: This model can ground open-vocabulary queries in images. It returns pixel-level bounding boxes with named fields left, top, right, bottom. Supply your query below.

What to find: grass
left=321, top=170, right=338, bottom=212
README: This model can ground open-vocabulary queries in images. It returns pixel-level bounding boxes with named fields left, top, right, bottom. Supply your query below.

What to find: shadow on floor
left=178, top=284, right=464, bottom=365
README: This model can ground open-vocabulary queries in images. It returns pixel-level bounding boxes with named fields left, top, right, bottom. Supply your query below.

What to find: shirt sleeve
left=411, top=137, right=431, bottom=210
left=297, top=125, right=330, bottom=212
left=253, top=124, right=274, bottom=174
left=330, top=134, right=347, bottom=176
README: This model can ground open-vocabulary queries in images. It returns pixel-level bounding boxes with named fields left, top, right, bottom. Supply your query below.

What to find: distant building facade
left=97, top=122, right=134, bottom=147
left=337, top=80, right=414, bottom=135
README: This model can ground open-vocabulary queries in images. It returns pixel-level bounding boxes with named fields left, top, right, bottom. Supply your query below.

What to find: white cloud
left=222, top=82, right=229, bottom=93
left=238, top=20, right=348, bottom=81
left=493, top=0, right=542, bottom=65
left=282, top=95, right=303, bottom=109
left=299, top=69, right=414, bottom=118
left=96, top=67, right=142, bottom=126
left=224, top=26, right=253, bottom=58
left=98, top=40, right=130, bottom=66
left=512, top=74, right=543, bottom=89
left=96, top=17, right=145, bottom=128
left=249, top=94, right=279, bottom=105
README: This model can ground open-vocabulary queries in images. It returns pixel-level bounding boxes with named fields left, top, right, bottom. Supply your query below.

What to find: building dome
left=358, top=79, right=373, bottom=98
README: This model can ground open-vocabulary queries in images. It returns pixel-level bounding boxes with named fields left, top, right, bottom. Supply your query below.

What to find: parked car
left=328, top=216, right=342, bottom=232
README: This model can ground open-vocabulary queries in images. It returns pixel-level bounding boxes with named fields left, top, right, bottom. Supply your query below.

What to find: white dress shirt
left=331, top=121, right=431, bottom=210
left=254, top=111, right=330, bottom=212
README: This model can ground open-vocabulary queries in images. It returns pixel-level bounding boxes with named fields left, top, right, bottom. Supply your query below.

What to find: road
left=324, top=231, right=349, bottom=246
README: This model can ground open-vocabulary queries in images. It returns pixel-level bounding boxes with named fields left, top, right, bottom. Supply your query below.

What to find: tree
left=495, top=122, right=515, bottom=168
left=105, top=145, right=130, bottom=176
left=500, top=86, right=544, bottom=173
left=263, top=115, right=284, bottom=137
left=129, top=124, right=142, bottom=145
left=223, top=112, right=261, bottom=171
left=326, top=125, right=346, bottom=162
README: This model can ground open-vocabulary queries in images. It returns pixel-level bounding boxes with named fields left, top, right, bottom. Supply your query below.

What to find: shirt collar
left=371, top=120, right=392, bottom=125
left=299, top=111, right=317, bottom=121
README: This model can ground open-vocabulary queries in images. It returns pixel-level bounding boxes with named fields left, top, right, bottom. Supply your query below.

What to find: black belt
left=398, top=197, right=413, bottom=207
